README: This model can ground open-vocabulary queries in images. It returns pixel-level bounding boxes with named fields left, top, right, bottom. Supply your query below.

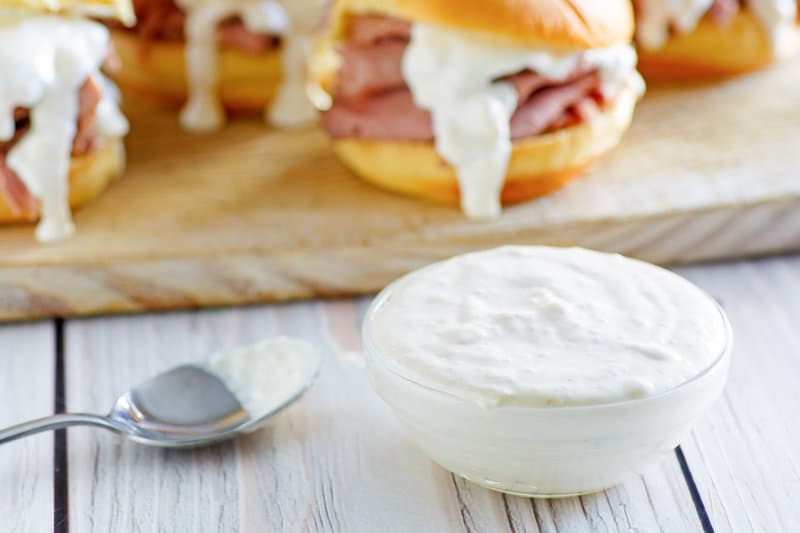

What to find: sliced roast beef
left=333, top=34, right=595, bottom=103
left=336, top=40, right=406, bottom=99
left=218, top=19, right=281, bottom=54
left=123, top=0, right=281, bottom=55
left=132, top=0, right=185, bottom=42
left=509, top=73, right=601, bottom=137
left=72, top=77, right=103, bottom=156
left=0, top=126, right=38, bottom=219
left=332, top=15, right=411, bottom=99
left=323, top=72, right=605, bottom=141
left=507, top=65, right=598, bottom=106
left=546, top=96, right=601, bottom=132
left=708, top=0, right=740, bottom=25
left=323, top=15, right=610, bottom=142
left=349, top=15, right=411, bottom=45
left=506, top=71, right=551, bottom=106
left=0, top=79, right=103, bottom=217
left=322, top=89, right=433, bottom=140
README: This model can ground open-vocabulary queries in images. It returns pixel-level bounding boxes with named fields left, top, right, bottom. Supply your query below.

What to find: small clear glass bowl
left=363, top=275, right=733, bottom=498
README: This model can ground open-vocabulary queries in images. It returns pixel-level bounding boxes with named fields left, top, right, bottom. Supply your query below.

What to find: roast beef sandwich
left=310, top=0, right=645, bottom=218
left=106, top=0, right=326, bottom=132
left=0, top=1, right=131, bottom=241
left=634, top=0, right=800, bottom=79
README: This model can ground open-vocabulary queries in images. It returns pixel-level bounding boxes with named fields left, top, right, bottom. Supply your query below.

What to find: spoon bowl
left=0, top=337, right=320, bottom=448
left=110, top=365, right=252, bottom=447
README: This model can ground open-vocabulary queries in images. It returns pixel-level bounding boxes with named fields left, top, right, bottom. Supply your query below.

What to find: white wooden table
left=1, top=253, right=798, bottom=533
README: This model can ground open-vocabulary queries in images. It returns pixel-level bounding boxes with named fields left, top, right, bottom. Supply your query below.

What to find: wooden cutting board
left=1, top=58, right=799, bottom=321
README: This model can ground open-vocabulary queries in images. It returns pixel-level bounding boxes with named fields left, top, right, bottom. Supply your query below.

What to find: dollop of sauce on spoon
left=203, top=337, right=321, bottom=419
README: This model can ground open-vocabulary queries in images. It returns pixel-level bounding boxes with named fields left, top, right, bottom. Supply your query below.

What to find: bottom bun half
left=331, top=86, right=639, bottom=206
left=0, top=138, right=125, bottom=224
left=637, top=11, right=799, bottom=81
left=109, top=29, right=283, bottom=113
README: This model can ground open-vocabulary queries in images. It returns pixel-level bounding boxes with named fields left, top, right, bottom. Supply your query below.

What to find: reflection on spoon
left=0, top=337, right=320, bottom=448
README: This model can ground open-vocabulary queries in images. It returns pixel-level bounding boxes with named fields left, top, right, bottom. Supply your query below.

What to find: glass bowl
left=363, top=274, right=732, bottom=497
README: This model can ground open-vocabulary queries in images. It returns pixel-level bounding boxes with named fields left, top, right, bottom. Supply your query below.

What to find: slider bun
left=331, top=85, right=638, bottom=207
left=331, top=0, right=634, bottom=49
left=0, top=137, right=125, bottom=224
left=108, top=28, right=283, bottom=113
left=638, top=11, right=800, bottom=80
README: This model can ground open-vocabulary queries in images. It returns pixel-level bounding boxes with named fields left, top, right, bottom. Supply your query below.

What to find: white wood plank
left=65, top=311, right=243, bottom=533
left=675, top=256, right=800, bottom=533
left=0, top=321, right=54, bottom=533
left=500, top=459, right=701, bottom=533
left=64, top=304, right=461, bottom=533
left=64, top=299, right=706, bottom=532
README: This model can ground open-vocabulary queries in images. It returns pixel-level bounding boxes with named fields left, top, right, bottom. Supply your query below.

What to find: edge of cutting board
left=1, top=194, right=797, bottom=321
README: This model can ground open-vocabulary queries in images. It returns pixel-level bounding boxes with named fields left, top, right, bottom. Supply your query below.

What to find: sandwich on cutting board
left=633, top=0, right=800, bottom=79
left=0, top=0, right=132, bottom=242
left=103, top=0, right=327, bottom=132
left=310, top=0, right=645, bottom=219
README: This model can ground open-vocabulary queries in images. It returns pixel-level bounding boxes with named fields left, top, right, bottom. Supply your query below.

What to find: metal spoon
left=0, top=337, right=320, bottom=447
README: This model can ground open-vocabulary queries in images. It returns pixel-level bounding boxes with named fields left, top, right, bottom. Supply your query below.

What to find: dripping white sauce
left=0, top=12, right=128, bottom=242
left=268, top=0, right=324, bottom=128
left=401, top=24, right=643, bottom=219
left=748, top=0, right=799, bottom=53
left=636, top=0, right=714, bottom=50
left=636, top=0, right=798, bottom=51
left=177, top=0, right=323, bottom=132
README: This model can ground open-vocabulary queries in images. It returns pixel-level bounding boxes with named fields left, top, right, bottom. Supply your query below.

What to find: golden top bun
left=330, top=0, right=634, bottom=49
left=1, top=0, right=134, bottom=24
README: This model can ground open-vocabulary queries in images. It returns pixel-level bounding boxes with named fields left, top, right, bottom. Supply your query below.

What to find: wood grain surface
left=62, top=301, right=701, bottom=533
left=0, top=59, right=798, bottom=320
left=0, top=322, right=54, bottom=533
left=675, top=258, right=800, bottom=533
left=0, top=254, right=799, bottom=532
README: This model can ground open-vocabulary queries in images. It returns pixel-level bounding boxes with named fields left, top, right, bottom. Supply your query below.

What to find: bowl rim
left=361, top=248, right=734, bottom=412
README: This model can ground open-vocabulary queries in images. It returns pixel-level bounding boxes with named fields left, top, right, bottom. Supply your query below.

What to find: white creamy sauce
left=267, top=0, right=322, bottom=128
left=636, top=0, right=714, bottom=49
left=369, top=246, right=727, bottom=407
left=401, top=24, right=643, bottom=219
left=0, top=12, right=128, bottom=242
left=636, top=0, right=798, bottom=50
left=204, top=337, right=320, bottom=418
left=748, top=0, right=799, bottom=52
left=177, top=0, right=322, bottom=132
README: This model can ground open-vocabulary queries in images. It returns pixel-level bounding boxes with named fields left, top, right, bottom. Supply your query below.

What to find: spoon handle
left=0, top=413, right=125, bottom=445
